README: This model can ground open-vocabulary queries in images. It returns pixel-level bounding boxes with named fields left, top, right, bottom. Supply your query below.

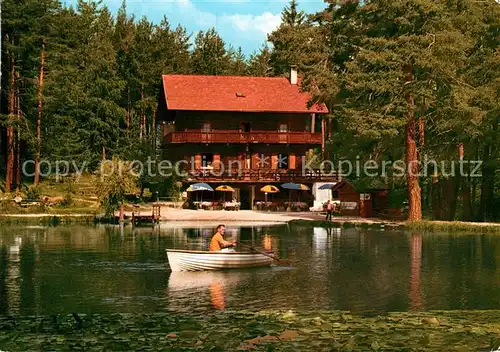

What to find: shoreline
left=0, top=209, right=498, bottom=232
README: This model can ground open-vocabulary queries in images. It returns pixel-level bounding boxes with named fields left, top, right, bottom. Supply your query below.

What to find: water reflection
left=409, top=233, right=423, bottom=310
left=165, top=271, right=244, bottom=312
left=263, top=234, right=272, bottom=251
left=0, top=224, right=499, bottom=315
left=7, top=236, right=22, bottom=314
left=210, top=281, right=225, bottom=310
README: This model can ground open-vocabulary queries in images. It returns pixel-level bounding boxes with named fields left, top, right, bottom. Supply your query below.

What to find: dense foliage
left=94, top=157, right=139, bottom=216
left=1, top=0, right=498, bottom=221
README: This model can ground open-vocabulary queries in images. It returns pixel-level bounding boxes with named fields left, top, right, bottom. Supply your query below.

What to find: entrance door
left=240, top=122, right=251, bottom=132
left=240, top=189, right=251, bottom=210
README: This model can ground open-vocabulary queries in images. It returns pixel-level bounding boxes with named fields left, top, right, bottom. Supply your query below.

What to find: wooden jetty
left=114, top=204, right=161, bottom=225
left=131, top=204, right=161, bottom=225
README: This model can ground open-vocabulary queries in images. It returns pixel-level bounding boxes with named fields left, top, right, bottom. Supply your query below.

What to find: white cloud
left=167, top=0, right=281, bottom=39
left=170, top=0, right=218, bottom=27
left=225, top=12, right=281, bottom=35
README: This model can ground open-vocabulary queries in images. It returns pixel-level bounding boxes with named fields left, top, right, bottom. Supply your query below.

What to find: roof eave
left=165, top=107, right=328, bottom=114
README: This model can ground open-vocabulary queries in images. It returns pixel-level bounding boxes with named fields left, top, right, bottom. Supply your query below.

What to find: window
left=201, top=123, right=211, bottom=132
left=278, top=124, right=288, bottom=142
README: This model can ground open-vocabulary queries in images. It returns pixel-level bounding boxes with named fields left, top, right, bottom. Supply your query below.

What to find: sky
left=64, top=0, right=327, bottom=56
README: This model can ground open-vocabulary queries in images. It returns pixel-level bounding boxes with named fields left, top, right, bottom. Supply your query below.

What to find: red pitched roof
left=161, top=74, right=328, bottom=114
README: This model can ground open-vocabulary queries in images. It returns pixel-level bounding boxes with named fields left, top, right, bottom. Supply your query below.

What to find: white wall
left=310, top=182, right=336, bottom=211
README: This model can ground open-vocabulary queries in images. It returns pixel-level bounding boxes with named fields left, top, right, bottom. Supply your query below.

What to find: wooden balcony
left=183, top=168, right=338, bottom=183
left=163, top=130, right=322, bottom=145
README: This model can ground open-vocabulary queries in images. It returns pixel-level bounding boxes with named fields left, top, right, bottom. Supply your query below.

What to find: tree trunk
left=445, top=143, right=464, bottom=221
left=152, top=108, right=156, bottom=150
left=102, top=146, right=106, bottom=161
left=127, top=86, right=131, bottom=129
left=418, top=116, right=425, bottom=148
left=459, top=144, right=471, bottom=221
left=479, top=145, right=490, bottom=222
left=6, top=51, right=16, bottom=192
left=471, top=147, right=479, bottom=218
left=418, top=113, right=425, bottom=213
left=321, top=118, right=325, bottom=161
left=432, top=175, right=441, bottom=220
left=15, top=71, right=21, bottom=190
left=444, top=177, right=456, bottom=221
left=34, top=39, right=46, bottom=186
left=405, top=65, right=422, bottom=221
left=140, top=86, right=145, bottom=139
left=327, top=118, right=333, bottom=162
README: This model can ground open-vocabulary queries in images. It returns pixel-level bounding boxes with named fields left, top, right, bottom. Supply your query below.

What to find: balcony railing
left=163, top=130, right=322, bottom=145
left=183, top=168, right=338, bottom=183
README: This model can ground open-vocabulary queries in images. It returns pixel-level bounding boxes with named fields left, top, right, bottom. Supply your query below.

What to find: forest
left=1, top=0, right=499, bottom=221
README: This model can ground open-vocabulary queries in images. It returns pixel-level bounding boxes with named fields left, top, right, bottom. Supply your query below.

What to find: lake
left=0, top=224, right=499, bottom=317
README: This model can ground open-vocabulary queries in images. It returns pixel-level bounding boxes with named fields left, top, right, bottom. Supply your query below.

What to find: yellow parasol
left=260, top=185, right=279, bottom=193
left=215, top=185, right=235, bottom=192
left=260, top=185, right=279, bottom=203
left=215, top=185, right=235, bottom=203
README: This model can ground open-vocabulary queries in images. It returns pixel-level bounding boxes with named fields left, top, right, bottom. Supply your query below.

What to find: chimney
left=290, top=65, right=298, bottom=85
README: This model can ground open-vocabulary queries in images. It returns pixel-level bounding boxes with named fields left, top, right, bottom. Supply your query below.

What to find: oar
left=236, top=241, right=291, bottom=266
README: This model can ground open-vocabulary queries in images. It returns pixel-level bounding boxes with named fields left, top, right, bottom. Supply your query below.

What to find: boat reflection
left=165, top=271, right=242, bottom=311
left=210, top=280, right=225, bottom=310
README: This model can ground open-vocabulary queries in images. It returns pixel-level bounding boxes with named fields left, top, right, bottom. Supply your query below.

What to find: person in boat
left=209, top=224, right=237, bottom=252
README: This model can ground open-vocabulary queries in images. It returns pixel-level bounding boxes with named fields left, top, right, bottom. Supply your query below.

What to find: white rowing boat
left=166, top=249, right=274, bottom=271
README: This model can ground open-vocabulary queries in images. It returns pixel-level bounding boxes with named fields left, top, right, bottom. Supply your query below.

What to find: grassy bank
left=0, top=214, right=96, bottom=225
left=0, top=309, right=498, bottom=351
left=288, top=219, right=404, bottom=230
left=407, top=220, right=500, bottom=233
left=289, top=218, right=500, bottom=233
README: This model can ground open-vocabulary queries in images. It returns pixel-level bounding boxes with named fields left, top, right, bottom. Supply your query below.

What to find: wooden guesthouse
left=156, top=67, right=337, bottom=209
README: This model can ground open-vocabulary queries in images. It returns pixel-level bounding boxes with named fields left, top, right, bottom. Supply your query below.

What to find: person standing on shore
left=325, top=200, right=333, bottom=221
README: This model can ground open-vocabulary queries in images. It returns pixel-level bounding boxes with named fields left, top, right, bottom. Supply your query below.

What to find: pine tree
left=192, top=28, right=232, bottom=75
left=74, top=2, right=125, bottom=166
left=114, top=0, right=136, bottom=130
left=281, top=0, right=306, bottom=27
left=461, top=0, right=500, bottom=221
left=229, top=47, right=247, bottom=76
left=268, top=1, right=328, bottom=75
left=247, top=45, right=272, bottom=76
left=1, top=0, right=61, bottom=187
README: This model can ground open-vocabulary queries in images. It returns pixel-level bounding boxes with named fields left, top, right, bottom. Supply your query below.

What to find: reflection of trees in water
left=20, top=242, right=38, bottom=313
left=0, top=226, right=168, bottom=315
left=6, top=237, right=22, bottom=315
left=424, top=234, right=500, bottom=310
left=0, top=245, right=9, bottom=314
left=0, top=224, right=499, bottom=315
left=321, top=228, right=412, bottom=315
left=409, top=233, right=423, bottom=310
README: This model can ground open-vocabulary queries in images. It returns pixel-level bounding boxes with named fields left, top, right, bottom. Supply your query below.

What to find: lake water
left=0, top=224, right=499, bottom=317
